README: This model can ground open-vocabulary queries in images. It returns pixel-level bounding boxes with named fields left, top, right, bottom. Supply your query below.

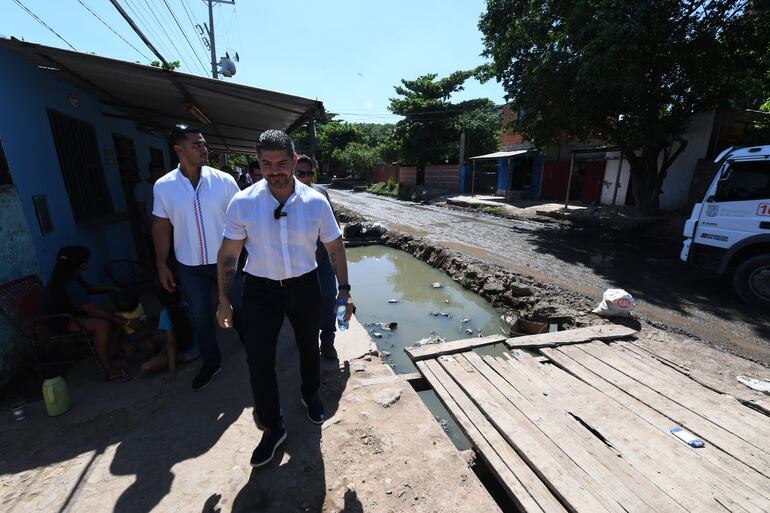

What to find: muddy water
left=348, top=245, right=507, bottom=451
left=347, top=245, right=504, bottom=374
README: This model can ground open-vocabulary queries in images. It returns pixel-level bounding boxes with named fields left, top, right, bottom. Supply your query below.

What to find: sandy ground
left=0, top=318, right=499, bottom=513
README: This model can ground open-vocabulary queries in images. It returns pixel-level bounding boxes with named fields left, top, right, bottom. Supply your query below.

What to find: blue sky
left=3, top=0, right=507, bottom=123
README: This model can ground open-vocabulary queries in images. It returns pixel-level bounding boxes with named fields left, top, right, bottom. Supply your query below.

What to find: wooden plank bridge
left=406, top=325, right=770, bottom=513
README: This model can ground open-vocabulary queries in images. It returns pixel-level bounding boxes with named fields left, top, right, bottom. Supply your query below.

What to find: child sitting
left=113, top=289, right=150, bottom=358
left=140, top=287, right=199, bottom=384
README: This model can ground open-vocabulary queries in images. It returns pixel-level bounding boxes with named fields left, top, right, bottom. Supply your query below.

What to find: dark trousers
left=241, top=271, right=322, bottom=431
left=176, top=262, right=244, bottom=365
left=176, top=263, right=221, bottom=367
left=317, top=254, right=337, bottom=348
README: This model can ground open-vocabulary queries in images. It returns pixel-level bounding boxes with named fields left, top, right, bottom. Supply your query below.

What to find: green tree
left=479, top=0, right=769, bottom=214
left=388, top=71, right=500, bottom=166
left=332, top=142, right=381, bottom=177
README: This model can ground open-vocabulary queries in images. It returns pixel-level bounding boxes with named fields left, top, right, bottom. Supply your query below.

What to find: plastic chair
left=32, top=314, right=106, bottom=378
left=104, top=259, right=154, bottom=291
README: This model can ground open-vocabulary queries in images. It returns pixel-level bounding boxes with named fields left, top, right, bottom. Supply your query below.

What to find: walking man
left=294, top=154, right=339, bottom=360
left=153, top=124, right=240, bottom=391
left=216, top=130, right=354, bottom=468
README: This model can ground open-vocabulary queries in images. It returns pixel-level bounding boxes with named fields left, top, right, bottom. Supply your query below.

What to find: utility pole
left=204, top=0, right=235, bottom=79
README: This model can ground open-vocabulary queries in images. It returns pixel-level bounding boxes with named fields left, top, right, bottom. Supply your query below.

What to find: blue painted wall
left=0, top=47, right=170, bottom=285
left=495, top=158, right=510, bottom=193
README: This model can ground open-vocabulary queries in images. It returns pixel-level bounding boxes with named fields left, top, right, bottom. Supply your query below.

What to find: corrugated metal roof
left=469, top=149, right=529, bottom=160
left=0, top=38, right=323, bottom=154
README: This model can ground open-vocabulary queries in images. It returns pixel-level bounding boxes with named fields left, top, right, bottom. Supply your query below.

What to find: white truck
left=681, top=145, right=770, bottom=307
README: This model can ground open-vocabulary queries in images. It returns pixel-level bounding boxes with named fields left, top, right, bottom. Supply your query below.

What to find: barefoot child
left=140, top=288, right=199, bottom=383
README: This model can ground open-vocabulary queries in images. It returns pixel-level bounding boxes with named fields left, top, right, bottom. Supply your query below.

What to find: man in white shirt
left=216, top=130, right=354, bottom=468
left=152, top=124, right=240, bottom=391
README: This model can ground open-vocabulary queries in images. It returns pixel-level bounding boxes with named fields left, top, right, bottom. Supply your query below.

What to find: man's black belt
left=245, top=269, right=317, bottom=288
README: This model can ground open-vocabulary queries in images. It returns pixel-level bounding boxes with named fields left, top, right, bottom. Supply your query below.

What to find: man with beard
left=153, top=124, right=240, bottom=391
left=216, top=130, right=354, bottom=468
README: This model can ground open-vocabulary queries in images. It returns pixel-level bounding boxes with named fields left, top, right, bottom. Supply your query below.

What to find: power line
left=124, top=0, right=174, bottom=59
left=161, top=0, right=209, bottom=74
left=74, top=0, right=151, bottom=61
left=12, top=0, right=76, bottom=51
left=178, top=0, right=209, bottom=55
left=139, top=0, right=205, bottom=74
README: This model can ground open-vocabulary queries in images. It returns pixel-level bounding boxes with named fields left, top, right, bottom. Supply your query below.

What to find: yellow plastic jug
left=42, top=376, right=71, bottom=416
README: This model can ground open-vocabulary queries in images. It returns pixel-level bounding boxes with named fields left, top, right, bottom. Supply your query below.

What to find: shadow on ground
left=229, top=342, right=349, bottom=513
left=0, top=322, right=351, bottom=513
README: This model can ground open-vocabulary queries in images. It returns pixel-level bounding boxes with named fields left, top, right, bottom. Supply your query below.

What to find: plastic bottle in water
left=336, top=298, right=349, bottom=332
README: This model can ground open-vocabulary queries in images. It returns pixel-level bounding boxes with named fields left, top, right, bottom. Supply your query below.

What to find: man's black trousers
left=241, top=270, right=322, bottom=430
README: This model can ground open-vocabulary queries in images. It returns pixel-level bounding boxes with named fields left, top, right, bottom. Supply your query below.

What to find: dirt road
left=329, top=190, right=770, bottom=365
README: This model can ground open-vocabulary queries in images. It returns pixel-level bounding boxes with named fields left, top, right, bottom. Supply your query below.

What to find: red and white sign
left=756, top=203, right=770, bottom=216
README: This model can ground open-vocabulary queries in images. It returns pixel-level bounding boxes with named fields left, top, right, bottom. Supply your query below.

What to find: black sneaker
left=192, top=364, right=221, bottom=391
left=301, top=394, right=325, bottom=424
left=320, top=344, right=338, bottom=361
left=250, top=428, right=287, bottom=468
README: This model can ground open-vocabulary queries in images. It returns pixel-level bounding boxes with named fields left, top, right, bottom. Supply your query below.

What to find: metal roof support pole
left=309, top=119, right=317, bottom=167
left=564, top=151, right=575, bottom=209
left=472, top=159, right=476, bottom=197
left=611, top=150, right=624, bottom=206
left=505, top=157, right=512, bottom=201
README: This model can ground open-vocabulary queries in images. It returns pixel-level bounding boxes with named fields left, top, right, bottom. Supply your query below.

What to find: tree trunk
left=628, top=149, right=662, bottom=215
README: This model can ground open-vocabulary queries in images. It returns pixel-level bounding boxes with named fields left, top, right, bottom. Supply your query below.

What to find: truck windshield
left=716, top=161, right=770, bottom=202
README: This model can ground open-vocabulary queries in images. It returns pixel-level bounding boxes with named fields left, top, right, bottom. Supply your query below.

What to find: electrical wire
left=73, top=0, right=152, bottom=61
left=161, top=0, right=209, bottom=74
left=124, top=0, right=175, bottom=59
left=139, top=0, right=202, bottom=74
left=12, top=0, right=77, bottom=51
left=178, top=0, right=209, bottom=55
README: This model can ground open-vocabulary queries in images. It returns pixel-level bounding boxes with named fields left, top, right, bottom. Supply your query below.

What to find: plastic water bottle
left=336, top=298, right=349, bottom=332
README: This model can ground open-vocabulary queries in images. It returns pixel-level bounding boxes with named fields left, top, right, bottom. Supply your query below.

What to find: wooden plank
left=617, top=342, right=735, bottom=396
left=582, top=342, right=770, bottom=453
left=418, top=360, right=563, bottom=513
left=463, top=352, right=680, bottom=513
left=437, top=355, right=622, bottom=513
left=505, top=325, right=637, bottom=350
left=529, top=350, right=770, bottom=513
left=405, top=334, right=506, bottom=361
left=482, top=353, right=694, bottom=513
left=543, top=346, right=770, bottom=508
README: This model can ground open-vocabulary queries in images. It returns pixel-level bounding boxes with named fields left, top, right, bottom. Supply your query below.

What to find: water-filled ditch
left=347, top=245, right=510, bottom=450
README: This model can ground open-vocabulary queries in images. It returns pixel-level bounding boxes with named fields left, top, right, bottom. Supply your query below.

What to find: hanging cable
left=161, top=0, right=209, bottom=74
left=124, top=0, right=175, bottom=59
left=12, top=0, right=77, bottom=51
left=73, top=0, right=152, bottom=61
left=139, top=0, right=204, bottom=74
left=178, top=0, right=209, bottom=55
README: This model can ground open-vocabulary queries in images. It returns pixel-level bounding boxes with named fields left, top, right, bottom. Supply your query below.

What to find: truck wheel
left=732, top=254, right=770, bottom=308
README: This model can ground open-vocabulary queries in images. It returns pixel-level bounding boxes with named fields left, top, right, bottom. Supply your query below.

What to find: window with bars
left=47, top=109, right=113, bottom=223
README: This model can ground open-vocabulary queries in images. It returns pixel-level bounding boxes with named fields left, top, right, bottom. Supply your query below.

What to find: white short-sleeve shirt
left=224, top=178, right=343, bottom=280
left=153, top=165, right=239, bottom=266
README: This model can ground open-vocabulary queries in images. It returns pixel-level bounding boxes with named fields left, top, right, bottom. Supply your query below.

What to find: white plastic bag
left=592, top=288, right=636, bottom=317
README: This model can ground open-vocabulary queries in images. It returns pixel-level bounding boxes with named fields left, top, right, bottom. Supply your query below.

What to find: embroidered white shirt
left=153, top=165, right=239, bottom=266
left=223, top=178, right=342, bottom=280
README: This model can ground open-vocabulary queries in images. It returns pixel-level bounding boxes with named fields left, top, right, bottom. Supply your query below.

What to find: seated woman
left=42, top=246, right=139, bottom=383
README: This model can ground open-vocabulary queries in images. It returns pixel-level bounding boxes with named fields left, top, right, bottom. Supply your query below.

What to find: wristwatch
left=338, top=283, right=351, bottom=291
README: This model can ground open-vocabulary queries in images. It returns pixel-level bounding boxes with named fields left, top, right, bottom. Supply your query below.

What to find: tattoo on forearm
left=220, top=256, right=237, bottom=298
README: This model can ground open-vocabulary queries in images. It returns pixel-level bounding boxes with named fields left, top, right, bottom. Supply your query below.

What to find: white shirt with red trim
left=153, top=165, right=239, bottom=266
left=224, top=178, right=342, bottom=280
